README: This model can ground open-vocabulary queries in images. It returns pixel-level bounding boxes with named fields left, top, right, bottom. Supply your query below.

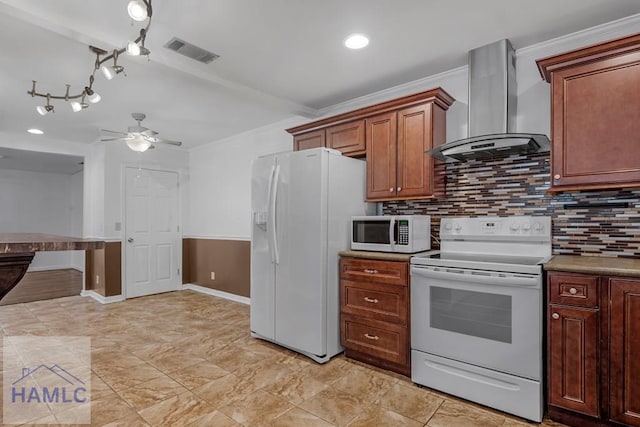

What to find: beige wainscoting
left=183, top=238, right=250, bottom=298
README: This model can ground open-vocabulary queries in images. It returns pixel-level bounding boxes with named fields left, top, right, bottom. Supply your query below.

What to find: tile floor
left=0, top=291, right=569, bottom=426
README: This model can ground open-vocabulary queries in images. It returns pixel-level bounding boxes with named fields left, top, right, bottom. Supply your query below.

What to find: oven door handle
left=411, top=266, right=540, bottom=288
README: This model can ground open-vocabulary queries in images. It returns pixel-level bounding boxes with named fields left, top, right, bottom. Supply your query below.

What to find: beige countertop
left=544, top=254, right=640, bottom=277
left=0, top=233, right=105, bottom=254
left=339, top=250, right=432, bottom=262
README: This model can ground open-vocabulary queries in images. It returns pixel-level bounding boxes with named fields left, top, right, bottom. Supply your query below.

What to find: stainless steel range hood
left=428, top=39, right=550, bottom=162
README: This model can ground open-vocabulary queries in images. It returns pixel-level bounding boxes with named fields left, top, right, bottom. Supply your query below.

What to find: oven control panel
left=441, top=216, right=550, bottom=239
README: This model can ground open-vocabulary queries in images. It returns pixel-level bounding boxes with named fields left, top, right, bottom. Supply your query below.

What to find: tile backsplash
left=383, top=153, right=640, bottom=257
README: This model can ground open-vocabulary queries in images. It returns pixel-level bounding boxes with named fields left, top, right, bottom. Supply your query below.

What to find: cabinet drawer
left=549, top=272, right=598, bottom=308
left=340, top=258, right=407, bottom=286
left=341, top=279, right=408, bottom=325
left=341, top=314, right=408, bottom=365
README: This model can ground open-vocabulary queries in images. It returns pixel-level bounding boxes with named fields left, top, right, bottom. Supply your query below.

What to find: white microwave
left=351, top=215, right=431, bottom=253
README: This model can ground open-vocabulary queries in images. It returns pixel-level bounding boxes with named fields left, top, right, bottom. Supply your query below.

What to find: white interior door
left=125, top=167, right=180, bottom=298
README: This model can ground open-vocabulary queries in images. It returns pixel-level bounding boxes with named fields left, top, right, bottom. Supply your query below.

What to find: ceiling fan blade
left=100, top=129, right=128, bottom=136
left=101, top=137, right=129, bottom=142
left=151, top=137, right=182, bottom=147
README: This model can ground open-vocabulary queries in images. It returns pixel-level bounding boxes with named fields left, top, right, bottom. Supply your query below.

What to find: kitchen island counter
left=0, top=233, right=105, bottom=300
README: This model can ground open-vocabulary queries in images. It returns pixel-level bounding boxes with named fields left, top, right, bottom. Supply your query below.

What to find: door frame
left=121, top=164, right=183, bottom=299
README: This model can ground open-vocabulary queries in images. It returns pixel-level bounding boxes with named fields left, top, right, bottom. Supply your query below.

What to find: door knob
left=552, top=313, right=560, bottom=320
left=127, top=238, right=134, bottom=243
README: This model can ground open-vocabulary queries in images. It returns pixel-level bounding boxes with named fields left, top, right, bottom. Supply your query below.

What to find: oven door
left=410, top=265, right=542, bottom=380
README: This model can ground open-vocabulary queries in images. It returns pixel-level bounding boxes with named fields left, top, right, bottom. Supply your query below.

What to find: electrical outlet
left=210, top=272, right=215, bottom=280
left=96, top=275, right=100, bottom=285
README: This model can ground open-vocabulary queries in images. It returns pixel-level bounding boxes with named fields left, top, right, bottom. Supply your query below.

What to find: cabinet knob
left=552, top=313, right=560, bottom=320
left=397, top=187, right=402, bottom=192
left=364, top=333, right=380, bottom=341
left=554, top=174, right=561, bottom=180
left=389, top=188, right=394, bottom=192
left=363, top=296, right=379, bottom=304
left=363, top=268, right=378, bottom=274
left=569, top=287, right=578, bottom=295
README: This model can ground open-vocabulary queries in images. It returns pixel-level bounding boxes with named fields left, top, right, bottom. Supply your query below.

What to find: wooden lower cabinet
left=609, top=278, right=640, bottom=426
left=339, top=257, right=410, bottom=376
left=547, top=271, right=640, bottom=427
left=548, top=305, right=599, bottom=417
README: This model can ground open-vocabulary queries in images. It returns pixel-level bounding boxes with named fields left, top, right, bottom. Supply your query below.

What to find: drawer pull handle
left=552, top=313, right=560, bottom=320
left=569, top=287, right=578, bottom=295
left=363, top=269, right=378, bottom=274
left=364, top=297, right=379, bottom=304
left=364, top=333, right=380, bottom=340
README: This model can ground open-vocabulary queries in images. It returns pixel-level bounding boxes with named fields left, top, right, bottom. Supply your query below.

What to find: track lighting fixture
left=27, top=0, right=152, bottom=114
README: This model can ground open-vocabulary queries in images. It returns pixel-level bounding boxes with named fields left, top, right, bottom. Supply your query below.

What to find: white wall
left=70, top=170, right=84, bottom=270
left=186, top=15, right=640, bottom=241
left=0, top=168, right=80, bottom=270
left=186, top=118, right=303, bottom=239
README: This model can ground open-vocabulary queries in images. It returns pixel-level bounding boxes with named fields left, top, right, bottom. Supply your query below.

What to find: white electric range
left=410, top=215, right=551, bottom=422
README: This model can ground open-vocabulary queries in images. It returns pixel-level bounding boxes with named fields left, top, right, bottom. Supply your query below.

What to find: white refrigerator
left=250, top=147, right=373, bottom=363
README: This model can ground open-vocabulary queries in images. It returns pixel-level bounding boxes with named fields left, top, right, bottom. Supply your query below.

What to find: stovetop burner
left=410, top=216, right=552, bottom=275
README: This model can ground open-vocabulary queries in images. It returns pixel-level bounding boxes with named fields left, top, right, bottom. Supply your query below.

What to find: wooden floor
left=0, top=268, right=82, bottom=305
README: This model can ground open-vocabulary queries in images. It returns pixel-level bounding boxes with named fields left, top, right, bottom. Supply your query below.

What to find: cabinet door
left=293, top=129, right=325, bottom=151
left=548, top=305, right=599, bottom=417
left=326, top=120, right=365, bottom=156
left=366, top=111, right=397, bottom=200
left=610, top=278, right=640, bottom=426
left=550, top=51, right=640, bottom=190
left=397, top=103, right=434, bottom=198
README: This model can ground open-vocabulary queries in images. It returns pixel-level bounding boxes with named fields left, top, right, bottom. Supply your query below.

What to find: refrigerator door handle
left=269, top=164, right=281, bottom=264
left=266, top=164, right=276, bottom=263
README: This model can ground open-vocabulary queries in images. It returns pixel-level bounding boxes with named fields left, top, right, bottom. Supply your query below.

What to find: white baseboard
left=182, top=284, right=250, bottom=305
left=80, top=290, right=125, bottom=304
left=28, top=265, right=82, bottom=272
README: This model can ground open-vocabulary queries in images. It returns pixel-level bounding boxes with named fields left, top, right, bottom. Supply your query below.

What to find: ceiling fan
left=101, top=113, right=182, bottom=152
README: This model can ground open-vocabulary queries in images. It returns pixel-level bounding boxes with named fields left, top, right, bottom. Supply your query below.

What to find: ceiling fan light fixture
left=126, top=135, right=152, bottom=152
left=36, top=105, right=48, bottom=116
left=128, top=0, right=148, bottom=21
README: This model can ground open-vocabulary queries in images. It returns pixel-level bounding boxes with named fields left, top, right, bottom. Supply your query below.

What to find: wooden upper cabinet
left=397, top=103, right=435, bottom=199
left=286, top=88, right=454, bottom=200
left=293, top=129, right=325, bottom=151
left=537, top=34, right=640, bottom=192
left=326, top=120, right=365, bottom=156
left=609, top=277, right=640, bottom=426
left=366, top=111, right=397, bottom=200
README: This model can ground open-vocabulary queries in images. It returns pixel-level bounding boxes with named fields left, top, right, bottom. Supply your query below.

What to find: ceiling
left=1, top=0, right=640, bottom=152
left=0, top=147, right=83, bottom=175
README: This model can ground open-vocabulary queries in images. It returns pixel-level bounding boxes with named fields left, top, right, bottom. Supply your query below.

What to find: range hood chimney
left=428, top=39, right=550, bottom=162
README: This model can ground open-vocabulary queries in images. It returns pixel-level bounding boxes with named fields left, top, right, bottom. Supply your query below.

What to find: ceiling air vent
left=163, top=37, right=220, bottom=64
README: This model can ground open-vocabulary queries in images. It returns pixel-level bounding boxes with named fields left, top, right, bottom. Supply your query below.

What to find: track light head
left=127, top=0, right=148, bottom=21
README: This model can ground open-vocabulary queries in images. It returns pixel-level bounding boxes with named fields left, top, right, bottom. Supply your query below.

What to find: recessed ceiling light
left=27, top=128, right=44, bottom=135
left=344, top=33, right=369, bottom=49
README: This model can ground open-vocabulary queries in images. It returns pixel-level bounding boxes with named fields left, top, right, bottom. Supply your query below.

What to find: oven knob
left=444, top=222, right=452, bottom=231
left=533, top=222, right=543, bottom=232
left=522, top=223, right=531, bottom=231
left=454, top=223, right=462, bottom=232
left=510, top=223, right=520, bottom=231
